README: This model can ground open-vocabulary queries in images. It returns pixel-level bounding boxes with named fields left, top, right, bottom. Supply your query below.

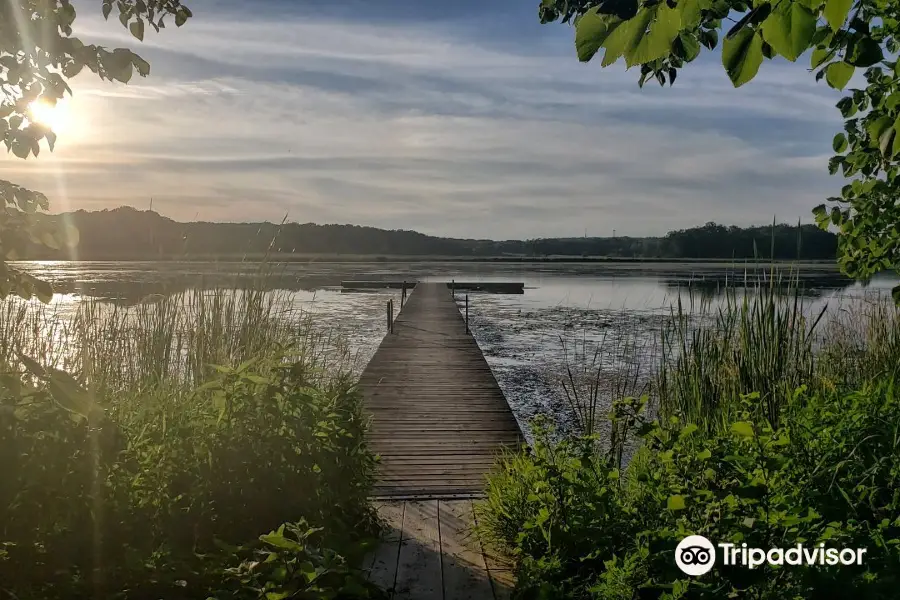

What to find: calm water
left=12, top=261, right=899, bottom=439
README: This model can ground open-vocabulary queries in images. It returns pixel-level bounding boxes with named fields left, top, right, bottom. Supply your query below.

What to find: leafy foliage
left=210, top=521, right=385, bottom=600
left=542, top=0, right=900, bottom=298
left=0, top=297, right=378, bottom=599
left=0, top=0, right=191, bottom=299
left=478, top=382, right=900, bottom=599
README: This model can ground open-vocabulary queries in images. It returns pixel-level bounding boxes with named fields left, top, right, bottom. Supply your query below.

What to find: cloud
left=0, top=0, right=847, bottom=238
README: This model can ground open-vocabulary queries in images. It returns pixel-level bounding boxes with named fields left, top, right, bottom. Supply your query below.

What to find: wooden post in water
left=386, top=299, right=393, bottom=334
left=451, top=279, right=455, bottom=298
left=465, top=294, right=469, bottom=334
left=401, top=280, right=407, bottom=308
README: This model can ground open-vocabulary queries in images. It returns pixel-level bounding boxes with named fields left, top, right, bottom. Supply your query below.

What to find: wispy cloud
left=0, top=0, right=846, bottom=237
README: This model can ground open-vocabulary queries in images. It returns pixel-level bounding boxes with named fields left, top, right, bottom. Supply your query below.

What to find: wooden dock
left=364, top=500, right=514, bottom=600
left=358, top=282, right=523, bottom=497
left=358, top=282, right=522, bottom=598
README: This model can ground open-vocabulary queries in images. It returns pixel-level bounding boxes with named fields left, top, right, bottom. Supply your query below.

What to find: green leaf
left=575, top=8, right=623, bottom=62
left=891, top=115, right=900, bottom=157
left=700, top=28, right=718, bottom=50
left=628, top=3, right=682, bottom=66
left=10, top=134, right=32, bottom=159
left=722, top=27, right=764, bottom=87
left=824, top=0, right=852, bottom=31
left=866, top=116, right=893, bottom=151
left=760, top=2, right=817, bottom=62
left=680, top=0, right=703, bottom=28
left=47, top=369, right=101, bottom=419
left=601, top=7, right=655, bottom=66
left=680, top=423, right=699, bottom=437
left=811, top=46, right=831, bottom=68
left=130, top=18, right=145, bottom=41
left=678, top=32, right=701, bottom=61
left=17, top=351, right=47, bottom=378
left=731, top=421, right=755, bottom=437
left=667, top=494, right=686, bottom=510
left=825, top=61, right=854, bottom=90
left=836, top=96, right=856, bottom=117
left=259, top=531, right=303, bottom=551
left=846, top=37, right=883, bottom=67
left=132, top=55, right=151, bottom=77
left=697, top=448, right=712, bottom=460
left=833, top=132, right=847, bottom=152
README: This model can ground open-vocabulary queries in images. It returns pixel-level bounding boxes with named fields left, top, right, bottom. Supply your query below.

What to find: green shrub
left=0, top=292, right=378, bottom=599
left=477, top=381, right=900, bottom=599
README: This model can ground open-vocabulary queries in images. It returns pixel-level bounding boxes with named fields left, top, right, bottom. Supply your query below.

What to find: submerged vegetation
left=0, top=289, right=382, bottom=599
left=479, top=279, right=900, bottom=599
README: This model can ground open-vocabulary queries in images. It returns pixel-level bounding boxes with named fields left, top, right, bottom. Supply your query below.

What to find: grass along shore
left=477, top=279, right=900, bottom=599
left=0, top=288, right=383, bottom=600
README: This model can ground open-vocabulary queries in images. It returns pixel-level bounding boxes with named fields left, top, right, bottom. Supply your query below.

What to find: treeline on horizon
left=27, top=207, right=839, bottom=261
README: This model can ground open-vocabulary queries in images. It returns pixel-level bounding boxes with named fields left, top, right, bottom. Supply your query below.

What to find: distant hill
left=23, top=206, right=839, bottom=261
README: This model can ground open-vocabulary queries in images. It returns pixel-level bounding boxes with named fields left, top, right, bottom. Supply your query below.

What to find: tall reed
left=656, top=271, right=825, bottom=431
left=0, top=284, right=356, bottom=398
left=561, top=268, right=900, bottom=441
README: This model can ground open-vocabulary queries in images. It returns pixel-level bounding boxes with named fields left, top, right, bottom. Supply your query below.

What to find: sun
left=27, top=98, right=71, bottom=135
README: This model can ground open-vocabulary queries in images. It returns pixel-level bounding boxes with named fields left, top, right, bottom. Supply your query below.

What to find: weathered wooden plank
left=439, top=500, right=495, bottom=600
left=366, top=501, right=405, bottom=596
left=394, top=501, right=443, bottom=600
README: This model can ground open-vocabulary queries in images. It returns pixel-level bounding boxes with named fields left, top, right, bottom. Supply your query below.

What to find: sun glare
left=28, top=98, right=72, bottom=136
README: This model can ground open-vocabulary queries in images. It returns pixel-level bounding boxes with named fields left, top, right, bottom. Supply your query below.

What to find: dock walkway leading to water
left=358, top=282, right=523, bottom=498
left=358, top=282, right=522, bottom=599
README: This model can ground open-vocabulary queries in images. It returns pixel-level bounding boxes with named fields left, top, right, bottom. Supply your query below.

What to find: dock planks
left=363, top=500, right=514, bottom=600
left=358, top=282, right=523, bottom=498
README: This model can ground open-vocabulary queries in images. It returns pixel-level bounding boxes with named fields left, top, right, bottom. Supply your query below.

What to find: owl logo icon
left=675, top=535, right=716, bottom=576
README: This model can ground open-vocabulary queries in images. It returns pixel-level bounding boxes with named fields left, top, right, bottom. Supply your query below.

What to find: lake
left=12, top=260, right=899, bottom=439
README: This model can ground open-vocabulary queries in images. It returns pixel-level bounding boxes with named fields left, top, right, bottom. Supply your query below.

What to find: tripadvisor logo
left=676, top=536, right=716, bottom=576
left=675, top=535, right=867, bottom=576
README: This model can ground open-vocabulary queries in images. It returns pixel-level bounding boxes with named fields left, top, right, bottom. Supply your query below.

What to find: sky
left=0, top=0, right=849, bottom=239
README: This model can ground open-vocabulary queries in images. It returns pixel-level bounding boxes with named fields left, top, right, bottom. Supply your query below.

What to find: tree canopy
left=20, top=206, right=841, bottom=261
left=1, top=0, right=192, bottom=300
left=541, top=0, right=900, bottom=300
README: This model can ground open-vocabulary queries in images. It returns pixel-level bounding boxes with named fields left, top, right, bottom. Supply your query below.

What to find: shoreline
left=11, top=256, right=845, bottom=269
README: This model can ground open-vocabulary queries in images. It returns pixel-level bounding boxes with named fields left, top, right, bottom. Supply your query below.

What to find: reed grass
left=0, top=284, right=357, bottom=397
left=0, top=279, right=375, bottom=599
left=560, top=269, right=900, bottom=438
left=560, top=314, right=657, bottom=437
left=655, top=270, right=825, bottom=430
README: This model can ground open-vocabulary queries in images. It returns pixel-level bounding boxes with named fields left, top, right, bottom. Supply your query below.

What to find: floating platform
left=341, top=281, right=524, bottom=294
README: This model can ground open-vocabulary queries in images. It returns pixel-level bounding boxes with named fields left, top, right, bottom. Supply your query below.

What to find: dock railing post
left=451, top=279, right=455, bottom=298
left=387, top=299, right=393, bottom=334
left=465, top=294, right=469, bottom=334
left=401, top=280, right=407, bottom=308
